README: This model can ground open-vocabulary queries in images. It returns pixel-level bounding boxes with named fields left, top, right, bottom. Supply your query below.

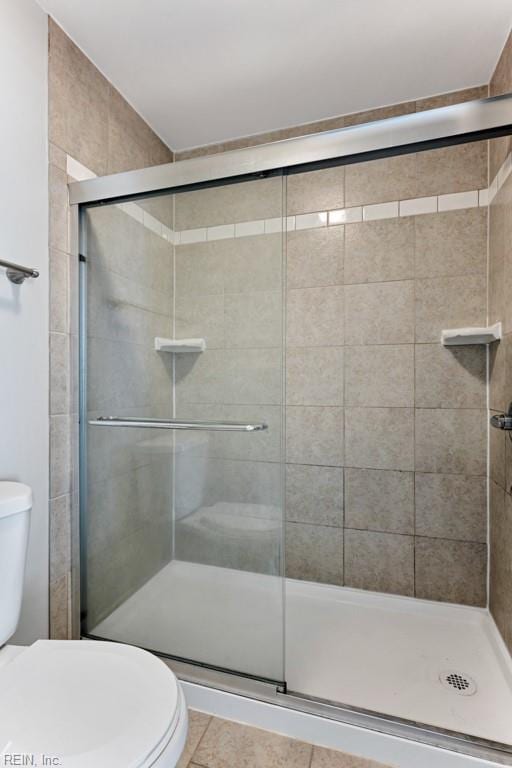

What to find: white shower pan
left=92, top=559, right=512, bottom=747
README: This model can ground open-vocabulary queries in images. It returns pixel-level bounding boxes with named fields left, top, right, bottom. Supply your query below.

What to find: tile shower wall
left=172, top=178, right=285, bottom=575
left=488, top=29, right=512, bottom=654
left=171, top=87, right=491, bottom=606
left=284, top=144, right=488, bottom=606
left=48, top=18, right=173, bottom=637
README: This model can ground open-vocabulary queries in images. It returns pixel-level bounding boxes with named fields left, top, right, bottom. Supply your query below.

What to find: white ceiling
left=38, top=0, right=512, bottom=151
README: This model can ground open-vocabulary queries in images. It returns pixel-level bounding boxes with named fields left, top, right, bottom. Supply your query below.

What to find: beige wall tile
left=222, top=348, right=282, bottom=405
left=139, top=196, right=174, bottom=229
left=415, top=344, right=486, bottom=409
left=176, top=116, right=347, bottom=161
left=499, top=179, right=512, bottom=335
left=415, top=408, right=487, bottom=476
left=415, top=209, right=487, bottom=279
left=286, top=406, right=344, bottom=466
left=175, top=242, right=225, bottom=296
left=286, top=522, right=343, bottom=585
left=175, top=177, right=283, bottom=229
left=287, top=226, right=344, bottom=288
left=178, top=348, right=282, bottom=406
left=489, top=338, right=507, bottom=412
left=415, top=275, right=486, bottom=343
left=50, top=332, right=70, bottom=415
left=286, top=464, right=343, bottom=526
left=50, top=495, right=71, bottom=583
left=345, top=155, right=417, bottom=207
left=286, top=347, right=344, bottom=406
left=49, top=164, right=69, bottom=252
left=345, top=281, right=414, bottom=345
left=344, top=529, right=414, bottom=596
left=49, top=142, right=67, bottom=170
left=345, top=468, right=414, bottom=534
left=107, top=121, right=148, bottom=174
left=224, top=291, right=282, bottom=348
left=223, top=234, right=283, bottom=293
left=175, top=294, right=225, bottom=349
left=49, top=573, right=70, bottom=640
left=176, top=235, right=283, bottom=297
left=287, top=166, right=344, bottom=215
left=150, top=137, right=174, bottom=166
left=287, top=286, right=344, bottom=346
left=415, top=537, right=487, bottom=606
left=415, top=86, right=487, bottom=112
left=345, top=407, right=414, bottom=471
left=415, top=473, right=486, bottom=542
left=193, top=717, right=312, bottom=768
left=345, top=345, right=414, bottom=407
left=490, top=415, right=506, bottom=490
left=345, top=218, right=414, bottom=284
left=50, top=415, right=72, bottom=499
left=489, top=30, right=512, bottom=178
left=488, top=194, right=506, bottom=327
left=50, top=250, right=69, bottom=334
left=415, top=141, right=487, bottom=197
left=344, top=102, right=415, bottom=127
left=489, top=482, right=512, bottom=654
left=107, top=87, right=162, bottom=173
left=87, top=337, right=171, bottom=412
left=49, top=19, right=109, bottom=175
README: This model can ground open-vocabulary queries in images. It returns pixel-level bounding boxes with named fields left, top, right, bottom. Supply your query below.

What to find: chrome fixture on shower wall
left=0, top=258, right=39, bottom=284
left=490, top=403, right=512, bottom=433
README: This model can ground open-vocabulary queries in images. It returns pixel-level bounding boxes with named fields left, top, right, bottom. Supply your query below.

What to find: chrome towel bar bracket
left=490, top=403, right=512, bottom=434
left=88, top=416, right=268, bottom=432
left=0, top=258, right=40, bottom=284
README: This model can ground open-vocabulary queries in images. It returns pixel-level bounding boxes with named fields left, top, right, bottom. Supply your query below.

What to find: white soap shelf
left=441, top=322, right=502, bottom=346
left=154, top=337, right=206, bottom=353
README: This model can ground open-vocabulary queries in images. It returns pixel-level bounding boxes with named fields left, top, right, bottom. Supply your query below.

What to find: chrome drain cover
left=439, top=670, right=477, bottom=696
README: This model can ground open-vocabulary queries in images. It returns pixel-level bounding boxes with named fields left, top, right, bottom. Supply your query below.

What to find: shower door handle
left=88, top=416, right=268, bottom=432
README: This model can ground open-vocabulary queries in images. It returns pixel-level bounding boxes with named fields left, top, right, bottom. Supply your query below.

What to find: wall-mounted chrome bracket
left=490, top=404, right=512, bottom=433
left=1, top=258, right=40, bottom=284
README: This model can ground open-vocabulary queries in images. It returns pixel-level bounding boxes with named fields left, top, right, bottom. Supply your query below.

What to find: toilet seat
left=0, top=640, right=186, bottom=768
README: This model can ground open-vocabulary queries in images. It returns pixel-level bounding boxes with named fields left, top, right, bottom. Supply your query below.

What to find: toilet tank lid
left=0, top=482, right=32, bottom=518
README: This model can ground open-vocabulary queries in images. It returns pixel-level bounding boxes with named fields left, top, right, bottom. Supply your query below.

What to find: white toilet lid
left=0, top=640, right=182, bottom=768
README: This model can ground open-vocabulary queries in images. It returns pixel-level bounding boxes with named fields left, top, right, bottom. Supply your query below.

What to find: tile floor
left=177, top=711, right=389, bottom=768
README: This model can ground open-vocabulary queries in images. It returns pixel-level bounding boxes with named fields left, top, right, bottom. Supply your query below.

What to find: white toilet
left=0, top=481, right=189, bottom=767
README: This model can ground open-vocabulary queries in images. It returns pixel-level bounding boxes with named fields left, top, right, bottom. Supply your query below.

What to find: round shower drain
left=439, top=670, right=477, bottom=696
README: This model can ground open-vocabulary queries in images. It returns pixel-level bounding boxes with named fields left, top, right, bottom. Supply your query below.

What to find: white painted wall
left=0, top=0, right=49, bottom=643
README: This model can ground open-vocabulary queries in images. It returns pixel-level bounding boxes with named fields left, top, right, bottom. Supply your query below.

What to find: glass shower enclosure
left=80, top=174, right=286, bottom=686
left=75, top=94, right=512, bottom=763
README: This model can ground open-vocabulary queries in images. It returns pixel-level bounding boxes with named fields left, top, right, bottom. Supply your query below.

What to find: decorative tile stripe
left=66, top=150, right=512, bottom=246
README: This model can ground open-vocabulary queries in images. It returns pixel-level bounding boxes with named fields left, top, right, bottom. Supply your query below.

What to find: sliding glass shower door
left=80, top=174, right=286, bottom=684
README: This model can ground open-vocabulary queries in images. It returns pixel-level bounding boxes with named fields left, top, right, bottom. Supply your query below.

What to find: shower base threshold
left=91, top=560, right=512, bottom=747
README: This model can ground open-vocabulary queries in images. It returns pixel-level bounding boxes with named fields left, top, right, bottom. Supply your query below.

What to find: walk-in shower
left=73, top=95, right=512, bottom=763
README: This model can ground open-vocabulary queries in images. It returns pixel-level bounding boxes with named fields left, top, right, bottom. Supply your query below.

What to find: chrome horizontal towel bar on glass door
left=88, top=416, right=268, bottom=432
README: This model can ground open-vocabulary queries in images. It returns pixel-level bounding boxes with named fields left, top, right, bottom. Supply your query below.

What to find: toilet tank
left=0, top=482, right=32, bottom=646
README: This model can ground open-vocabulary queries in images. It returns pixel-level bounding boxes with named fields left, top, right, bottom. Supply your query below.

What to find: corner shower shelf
left=154, top=337, right=206, bottom=353
left=441, top=322, right=502, bottom=346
